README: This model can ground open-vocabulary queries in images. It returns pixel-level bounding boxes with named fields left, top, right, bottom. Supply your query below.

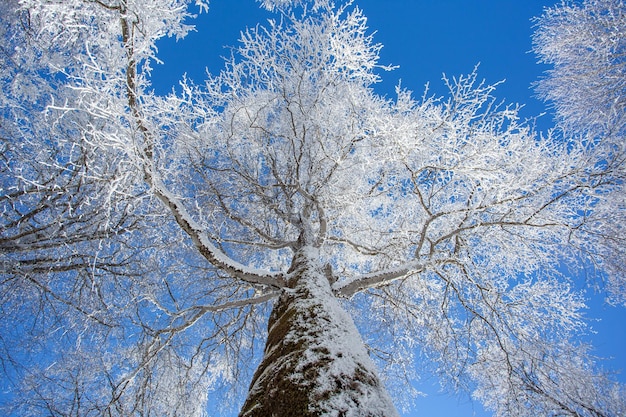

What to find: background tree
left=1, top=0, right=625, bottom=416
left=533, top=0, right=625, bottom=139
left=533, top=0, right=626, bottom=304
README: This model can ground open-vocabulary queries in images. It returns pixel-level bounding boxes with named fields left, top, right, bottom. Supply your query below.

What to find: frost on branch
left=257, top=0, right=298, bottom=11
left=1, top=0, right=626, bottom=416
left=533, top=0, right=626, bottom=139
left=534, top=0, right=626, bottom=305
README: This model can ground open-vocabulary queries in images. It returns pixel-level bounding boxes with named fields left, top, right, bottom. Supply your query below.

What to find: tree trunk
left=239, top=248, right=399, bottom=417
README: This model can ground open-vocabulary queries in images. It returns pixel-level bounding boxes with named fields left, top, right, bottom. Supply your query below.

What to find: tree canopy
left=534, top=0, right=626, bottom=139
left=1, top=0, right=625, bottom=416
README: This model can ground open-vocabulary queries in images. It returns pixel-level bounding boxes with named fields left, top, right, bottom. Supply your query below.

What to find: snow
left=243, top=246, right=399, bottom=416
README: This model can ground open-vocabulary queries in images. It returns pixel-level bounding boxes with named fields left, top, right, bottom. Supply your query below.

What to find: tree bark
left=239, top=248, right=399, bottom=417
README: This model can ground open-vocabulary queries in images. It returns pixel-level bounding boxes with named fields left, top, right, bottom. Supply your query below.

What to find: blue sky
left=151, top=1, right=626, bottom=416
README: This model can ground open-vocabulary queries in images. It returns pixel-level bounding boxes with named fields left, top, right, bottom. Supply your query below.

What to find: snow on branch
left=152, top=179, right=287, bottom=290
left=334, top=260, right=424, bottom=298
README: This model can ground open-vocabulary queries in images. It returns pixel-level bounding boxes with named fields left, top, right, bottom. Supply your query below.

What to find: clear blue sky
left=151, top=1, right=626, bottom=416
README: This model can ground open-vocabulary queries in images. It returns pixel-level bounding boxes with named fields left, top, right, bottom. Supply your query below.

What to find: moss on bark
left=239, top=250, right=398, bottom=417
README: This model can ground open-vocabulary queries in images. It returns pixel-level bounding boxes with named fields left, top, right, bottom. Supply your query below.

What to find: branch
left=333, top=260, right=424, bottom=298
left=153, top=181, right=287, bottom=289
left=158, top=291, right=278, bottom=336
left=118, top=14, right=287, bottom=291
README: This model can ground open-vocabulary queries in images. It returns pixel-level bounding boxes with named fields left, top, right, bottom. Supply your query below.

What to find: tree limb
left=333, top=260, right=424, bottom=298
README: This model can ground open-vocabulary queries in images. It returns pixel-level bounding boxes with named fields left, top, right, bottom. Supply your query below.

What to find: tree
left=1, top=0, right=624, bottom=416
left=533, top=0, right=626, bottom=304
left=533, top=0, right=626, bottom=139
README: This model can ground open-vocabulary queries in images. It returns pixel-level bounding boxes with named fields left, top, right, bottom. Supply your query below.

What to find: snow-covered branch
left=334, top=261, right=424, bottom=298
left=152, top=182, right=287, bottom=289
left=2, top=0, right=625, bottom=415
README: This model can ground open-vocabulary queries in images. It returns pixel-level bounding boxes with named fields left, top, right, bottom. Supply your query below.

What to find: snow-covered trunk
left=239, top=247, right=399, bottom=417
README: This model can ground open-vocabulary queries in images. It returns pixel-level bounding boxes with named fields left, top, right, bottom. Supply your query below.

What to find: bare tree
left=533, top=0, right=626, bottom=138
left=1, top=0, right=624, bottom=416
left=533, top=0, right=626, bottom=304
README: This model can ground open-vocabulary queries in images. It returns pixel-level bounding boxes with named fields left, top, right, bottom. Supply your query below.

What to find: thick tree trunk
left=239, top=248, right=399, bottom=417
